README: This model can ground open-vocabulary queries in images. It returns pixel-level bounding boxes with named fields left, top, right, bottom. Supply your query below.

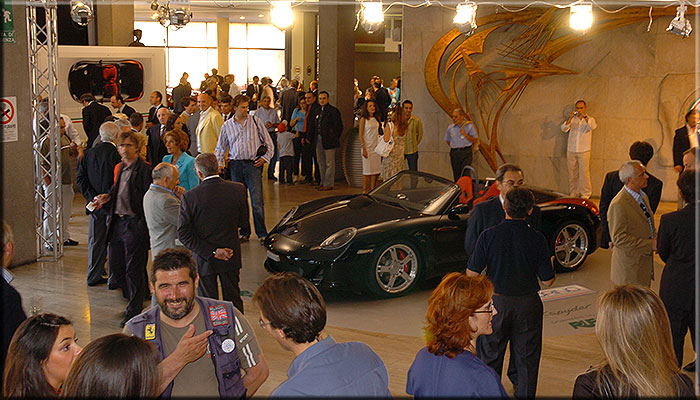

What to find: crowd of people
left=2, top=66, right=698, bottom=397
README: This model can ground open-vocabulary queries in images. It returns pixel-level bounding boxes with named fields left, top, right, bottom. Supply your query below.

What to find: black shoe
left=87, top=277, right=108, bottom=287
left=259, top=236, right=267, bottom=245
left=239, top=235, right=250, bottom=242
left=683, top=360, right=695, bottom=372
left=268, top=176, right=278, bottom=182
left=107, top=282, right=120, bottom=290
left=64, top=239, right=79, bottom=246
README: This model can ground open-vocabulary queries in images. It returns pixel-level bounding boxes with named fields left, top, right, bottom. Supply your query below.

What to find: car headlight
left=320, top=227, right=357, bottom=250
left=278, top=206, right=298, bottom=226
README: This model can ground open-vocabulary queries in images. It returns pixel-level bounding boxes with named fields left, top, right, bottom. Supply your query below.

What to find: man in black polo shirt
left=467, top=187, right=555, bottom=398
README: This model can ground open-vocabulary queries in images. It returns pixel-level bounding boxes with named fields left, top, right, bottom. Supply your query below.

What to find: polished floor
left=8, top=177, right=697, bottom=397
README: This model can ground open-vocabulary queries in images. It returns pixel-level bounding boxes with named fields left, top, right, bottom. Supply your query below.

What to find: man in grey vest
left=124, top=248, right=269, bottom=398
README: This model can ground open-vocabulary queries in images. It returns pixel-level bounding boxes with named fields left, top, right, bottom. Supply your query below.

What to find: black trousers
left=292, top=137, right=302, bottom=175
left=666, top=304, right=696, bottom=366
left=449, top=147, right=473, bottom=181
left=477, top=292, right=543, bottom=398
left=198, top=269, right=243, bottom=313
left=301, top=138, right=320, bottom=182
left=86, top=211, right=108, bottom=285
left=108, top=216, right=149, bottom=317
left=279, top=156, right=294, bottom=183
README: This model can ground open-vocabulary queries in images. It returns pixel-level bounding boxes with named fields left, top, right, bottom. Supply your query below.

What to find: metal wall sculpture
left=425, top=6, right=693, bottom=172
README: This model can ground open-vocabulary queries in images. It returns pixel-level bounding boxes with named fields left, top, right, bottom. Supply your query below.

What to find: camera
left=573, top=111, right=578, bottom=115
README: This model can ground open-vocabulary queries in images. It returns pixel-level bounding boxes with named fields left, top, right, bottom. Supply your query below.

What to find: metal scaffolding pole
left=27, top=0, right=63, bottom=260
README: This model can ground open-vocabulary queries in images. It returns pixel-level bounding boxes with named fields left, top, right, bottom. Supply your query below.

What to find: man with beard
left=124, top=248, right=269, bottom=398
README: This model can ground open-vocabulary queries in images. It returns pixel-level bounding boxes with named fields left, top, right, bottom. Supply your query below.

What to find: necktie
left=638, top=201, right=654, bottom=238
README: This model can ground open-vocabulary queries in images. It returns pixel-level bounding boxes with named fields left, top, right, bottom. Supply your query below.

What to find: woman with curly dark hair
left=406, top=273, right=507, bottom=397
left=3, top=313, right=81, bottom=397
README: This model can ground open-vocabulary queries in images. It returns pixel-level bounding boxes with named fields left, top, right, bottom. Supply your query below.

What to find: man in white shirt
left=561, top=100, right=597, bottom=199
left=227, top=75, right=241, bottom=97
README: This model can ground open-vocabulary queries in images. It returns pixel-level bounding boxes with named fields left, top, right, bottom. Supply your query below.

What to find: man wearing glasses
left=607, top=160, right=656, bottom=287
left=467, top=187, right=555, bottom=398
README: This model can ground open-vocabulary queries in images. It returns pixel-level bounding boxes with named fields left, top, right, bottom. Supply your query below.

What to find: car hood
left=278, top=195, right=413, bottom=244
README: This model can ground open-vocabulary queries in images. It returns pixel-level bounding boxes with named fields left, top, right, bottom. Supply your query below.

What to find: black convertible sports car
left=264, top=170, right=601, bottom=298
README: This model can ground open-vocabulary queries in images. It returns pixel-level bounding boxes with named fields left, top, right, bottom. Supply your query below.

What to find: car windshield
left=369, top=171, right=458, bottom=215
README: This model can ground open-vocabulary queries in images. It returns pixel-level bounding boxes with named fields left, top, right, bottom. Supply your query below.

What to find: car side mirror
left=448, top=204, right=470, bottom=220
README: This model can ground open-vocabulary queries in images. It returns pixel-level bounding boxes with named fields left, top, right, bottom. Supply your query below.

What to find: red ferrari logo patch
left=208, top=305, right=229, bottom=326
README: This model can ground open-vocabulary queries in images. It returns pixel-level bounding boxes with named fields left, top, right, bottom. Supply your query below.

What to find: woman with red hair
left=406, top=273, right=507, bottom=397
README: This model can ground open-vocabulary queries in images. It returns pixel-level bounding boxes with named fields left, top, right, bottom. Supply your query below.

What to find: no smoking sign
left=1, top=96, right=17, bottom=142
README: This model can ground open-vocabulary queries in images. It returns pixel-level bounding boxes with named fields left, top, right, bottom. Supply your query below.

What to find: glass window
left=168, top=22, right=207, bottom=47
left=207, top=49, right=218, bottom=73
left=229, top=23, right=247, bottom=48
left=228, top=49, right=248, bottom=88
left=247, top=24, right=285, bottom=49
left=206, top=22, right=218, bottom=47
left=248, top=50, right=285, bottom=82
left=168, top=48, right=207, bottom=89
left=135, top=21, right=166, bottom=47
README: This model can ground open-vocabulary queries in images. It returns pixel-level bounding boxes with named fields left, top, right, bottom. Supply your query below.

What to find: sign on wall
left=1, top=0, right=15, bottom=44
left=1, top=96, right=18, bottom=142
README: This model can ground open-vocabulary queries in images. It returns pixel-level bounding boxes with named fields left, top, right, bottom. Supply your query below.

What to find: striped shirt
left=215, top=114, right=274, bottom=166
left=404, top=115, right=423, bottom=154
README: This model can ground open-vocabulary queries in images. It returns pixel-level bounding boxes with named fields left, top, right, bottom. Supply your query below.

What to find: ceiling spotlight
left=258, top=14, right=264, bottom=18
left=667, top=3, right=692, bottom=38
left=150, top=0, right=159, bottom=11
left=168, top=0, right=191, bottom=29
left=271, top=1, right=293, bottom=30
left=70, top=0, right=93, bottom=26
left=361, top=1, right=384, bottom=34
left=570, top=2, right=593, bottom=31
left=270, top=0, right=294, bottom=31
left=453, top=1, right=477, bottom=37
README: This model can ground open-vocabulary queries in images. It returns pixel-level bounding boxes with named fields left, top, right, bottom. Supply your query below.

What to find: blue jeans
left=230, top=160, right=268, bottom=238
left=405, top=152, right=419, bottom=171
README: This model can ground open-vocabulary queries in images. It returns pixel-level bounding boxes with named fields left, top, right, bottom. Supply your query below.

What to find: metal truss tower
left=27, top=0, right=62, bottom=260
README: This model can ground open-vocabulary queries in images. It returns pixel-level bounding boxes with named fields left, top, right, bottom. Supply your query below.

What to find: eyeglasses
left=472, top=303, right=494, bottom=314
left=258, top=318, right=272, bottom=329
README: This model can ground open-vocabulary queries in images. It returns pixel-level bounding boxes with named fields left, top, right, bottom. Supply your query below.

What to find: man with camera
left=561, top=100, right=597, bottom=199
left=214, top=94, right=274, bottom=244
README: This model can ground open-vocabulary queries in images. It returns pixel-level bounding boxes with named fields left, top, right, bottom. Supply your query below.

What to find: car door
left=430, top=203, right=470, bottom=273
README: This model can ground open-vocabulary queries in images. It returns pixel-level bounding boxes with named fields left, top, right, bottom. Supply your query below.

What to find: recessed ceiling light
left=258, top=14, right=264, bottom=18
left=239, top=15, right=245, bottom=20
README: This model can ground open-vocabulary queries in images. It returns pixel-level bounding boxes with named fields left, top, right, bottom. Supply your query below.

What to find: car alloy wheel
left=553, top=221, right=589, bottom=272
left=372, top=243, right=420, bottom=296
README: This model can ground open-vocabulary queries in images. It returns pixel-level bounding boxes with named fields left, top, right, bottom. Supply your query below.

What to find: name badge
left=222, top=338, right=235, bottom=353
left=145, top=324, right=156, bottom=340
left=208, top=305, right=229, bottom=327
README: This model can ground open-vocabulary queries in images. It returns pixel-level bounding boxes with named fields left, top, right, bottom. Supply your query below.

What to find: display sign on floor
left=540, top=284, right=598, bottom=337
left=1, top=96, right=18, bottom=142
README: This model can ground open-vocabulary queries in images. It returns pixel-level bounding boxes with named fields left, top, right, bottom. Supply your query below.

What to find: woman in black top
left=572, top=285, right=695, bottom=398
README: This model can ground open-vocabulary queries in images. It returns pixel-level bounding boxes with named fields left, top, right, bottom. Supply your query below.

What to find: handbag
left=374, top=122, right=394, bottom=158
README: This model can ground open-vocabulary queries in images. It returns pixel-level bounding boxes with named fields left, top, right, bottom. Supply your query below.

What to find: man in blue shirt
left=253, top=272, right=391, bottom=397
left=445, top=108, right=479, bottom=181
left=467, top=187, right=555, bottom=398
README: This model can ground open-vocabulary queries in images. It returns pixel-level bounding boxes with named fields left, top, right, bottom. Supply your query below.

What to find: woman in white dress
left=359, top=100, right=382, bottom=193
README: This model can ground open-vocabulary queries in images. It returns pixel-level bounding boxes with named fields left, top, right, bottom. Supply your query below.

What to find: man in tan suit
left=608, top=160, right=656, bottom=286
left=195, top=91, right=224, bottom=154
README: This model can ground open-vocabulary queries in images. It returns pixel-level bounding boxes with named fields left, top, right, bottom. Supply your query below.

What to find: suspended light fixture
left=70, top=0, right=93, bottom=26
left=168, top=0, right=192, bottom=29
left=667, top=3, right=692, bottom=38
left=361, top=1, right=384, bottom=35
left=453, top=1, right=477, bottom=37
left=570, top=2, right=593, bottom=31
left=271, top=1, right=294, bottom=31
